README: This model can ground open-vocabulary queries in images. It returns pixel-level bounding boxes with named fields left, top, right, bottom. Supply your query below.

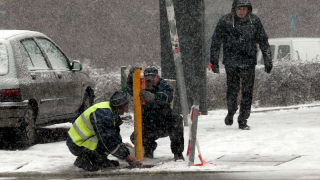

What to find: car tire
left=79, top=92, right=92, bottom=115
left=18, top=106, right=36, bottom=147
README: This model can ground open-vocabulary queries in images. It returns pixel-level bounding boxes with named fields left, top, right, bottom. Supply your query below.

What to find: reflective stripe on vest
left=68, top=102, right=112, bottom=151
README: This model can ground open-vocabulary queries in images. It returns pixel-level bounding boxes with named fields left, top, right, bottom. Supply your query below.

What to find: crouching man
left=66, top=91, right=141, bottom=171
left=127, top=67, right=184, bottom=161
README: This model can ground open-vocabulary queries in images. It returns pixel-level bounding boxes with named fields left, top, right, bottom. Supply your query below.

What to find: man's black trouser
left=66, top=135, right=109, bottom=165
left=130, top=112, right=184, bottom=155
left=225, top=66, right=255, bottom=124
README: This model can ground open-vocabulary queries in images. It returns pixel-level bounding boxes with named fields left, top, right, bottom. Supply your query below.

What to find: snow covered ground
left=1, top=104, right=320, bottom=175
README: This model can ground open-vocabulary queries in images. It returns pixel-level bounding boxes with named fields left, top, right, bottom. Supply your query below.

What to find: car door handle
left=31, top=73, right=36, bottom=80
left=57, top=74, right=62, bottom=79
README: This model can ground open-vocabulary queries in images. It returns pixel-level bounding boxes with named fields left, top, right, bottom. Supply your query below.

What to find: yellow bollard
left=133, top=69, right=143, bottom=167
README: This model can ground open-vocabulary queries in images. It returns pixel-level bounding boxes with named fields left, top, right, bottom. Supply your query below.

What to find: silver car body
left=0, top=30, right=94, bottom=127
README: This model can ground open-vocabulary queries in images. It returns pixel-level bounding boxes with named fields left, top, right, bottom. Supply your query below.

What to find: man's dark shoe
left=144, top=149, right=154, bottom=158
left=95, top=159, right=120, bottom=168
left=74, top=157, right=99, bottom=171
left=239, top=124, right=250, bottom=130
left=174, top=153, right=185, bottom=161
left=108, top=160, right=120, bottom=167
left=225, top=113, right=234, bottom=126
left=238, top=117, right=249, bottom=130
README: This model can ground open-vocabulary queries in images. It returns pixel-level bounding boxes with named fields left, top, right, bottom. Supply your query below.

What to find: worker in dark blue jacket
left=67, top=91, right=141, bottom=171
left=127, top=67, right=184, bottom=161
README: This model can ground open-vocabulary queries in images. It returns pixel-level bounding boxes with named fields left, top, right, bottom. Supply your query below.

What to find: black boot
left=174, top=153, right=185, bottom=161
left=239, top=124, right=250, bottom=130
left=94, top=159, right=120, bottom=168
left=74, top=157, right=99, bottom=171
left=238, top=118, right=250, bottom=130
left=225, top=113, right=234, bottom=126
left=108, top=160, right=120, bottom=167
left=144, top=149, right=154, bottom=159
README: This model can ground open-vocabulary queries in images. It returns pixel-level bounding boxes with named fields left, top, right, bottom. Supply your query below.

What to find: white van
left=257, top=38, right=320, bottom=64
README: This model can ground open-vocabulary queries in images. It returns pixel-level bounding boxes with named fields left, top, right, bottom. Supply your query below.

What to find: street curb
left=0, top=170, right=250, bottom=179
left=251, top=104, right=320, bottom=113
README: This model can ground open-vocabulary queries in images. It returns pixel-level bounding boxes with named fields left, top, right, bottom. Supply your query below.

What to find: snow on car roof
left=0, top=30, right=41, bottom=39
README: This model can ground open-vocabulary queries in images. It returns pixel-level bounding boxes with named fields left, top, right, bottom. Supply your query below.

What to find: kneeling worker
left=127, top=67, right=184, bottom=161
left=67, top=91, right=141, bottom=171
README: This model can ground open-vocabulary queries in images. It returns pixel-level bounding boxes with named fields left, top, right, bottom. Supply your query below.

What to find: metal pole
left=121, top=66, right=127, bottom=96
left=133, top=69, right=143, bottom=167
left=164, top=0, right=189, bottom=126
left=188, top=95, right=199, bottom=166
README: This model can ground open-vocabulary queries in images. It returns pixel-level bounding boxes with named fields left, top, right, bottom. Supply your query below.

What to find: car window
left=21, top=39, right=49, bottom=70
left=277, top=45, right=290, bottom=60
left=20, top=42, right=34, bottom=69
left=0, top=43, right=9, bottom=75
left=37, top=38, right=69, bottom=70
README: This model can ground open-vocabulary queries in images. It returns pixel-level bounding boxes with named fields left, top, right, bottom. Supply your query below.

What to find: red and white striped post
left=186, top=102, right=206, bottom=166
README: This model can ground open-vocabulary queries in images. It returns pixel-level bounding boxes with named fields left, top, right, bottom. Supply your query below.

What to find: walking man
left=210, top=0, right=272, bottom=130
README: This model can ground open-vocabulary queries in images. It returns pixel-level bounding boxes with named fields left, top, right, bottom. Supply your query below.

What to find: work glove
left=129, top=66, right=142, bottom=75
left=125, top=155, right=142, bottom=168
left=265, top=63, right=273, bottom=73
left=206, top=63, right=212, bottom=71
left=140, top=90, right=155, bottom=101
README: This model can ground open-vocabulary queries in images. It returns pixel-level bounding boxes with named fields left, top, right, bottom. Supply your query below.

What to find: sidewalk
left=1, top=104, right=320, bottom=179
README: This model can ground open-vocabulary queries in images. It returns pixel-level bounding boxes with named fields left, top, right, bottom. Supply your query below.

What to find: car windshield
left=0, top=43, right=9, bottom=75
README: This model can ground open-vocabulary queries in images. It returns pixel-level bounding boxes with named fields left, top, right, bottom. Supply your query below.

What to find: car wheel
left=18, top=106, right=36, bottom=147
left=79, top=92, right=92, bottom=115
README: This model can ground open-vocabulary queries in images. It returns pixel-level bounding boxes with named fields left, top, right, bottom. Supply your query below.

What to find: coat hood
left=231, top=0, right=252, bottom=15
left=231, top=0, right=253, bottom=27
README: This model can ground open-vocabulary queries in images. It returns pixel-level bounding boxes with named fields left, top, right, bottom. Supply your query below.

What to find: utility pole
left=160, top=0, right=207, bottom=115
left=164, top=0, right=190, bottom=126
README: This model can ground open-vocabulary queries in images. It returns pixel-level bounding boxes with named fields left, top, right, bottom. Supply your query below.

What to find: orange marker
left=133, top=69, right=143, bottom=166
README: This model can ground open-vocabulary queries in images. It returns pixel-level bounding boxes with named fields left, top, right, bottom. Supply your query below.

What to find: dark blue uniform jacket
left=127, top=76, right=174, bottom=129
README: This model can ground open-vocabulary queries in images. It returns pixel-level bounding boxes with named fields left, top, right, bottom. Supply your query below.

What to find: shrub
left=84, top=60, right=161, bottom=106
left=85, top=60, right=320, bottom=111
left=207, top=62, right=320, bottom=109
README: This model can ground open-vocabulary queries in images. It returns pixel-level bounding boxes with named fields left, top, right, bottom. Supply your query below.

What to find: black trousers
left=130, top=112, right=184, bottom=155
left=225, top=66, right=255, bottom=124
left=66, top=135, right=110, bottom=165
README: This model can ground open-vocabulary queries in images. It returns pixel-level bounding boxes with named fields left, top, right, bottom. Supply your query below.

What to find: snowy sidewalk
left=1, top=104, right=320, bottom=178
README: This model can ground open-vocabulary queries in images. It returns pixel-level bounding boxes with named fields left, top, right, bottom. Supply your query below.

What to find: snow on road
left=1, top=104, right=320, bottom=173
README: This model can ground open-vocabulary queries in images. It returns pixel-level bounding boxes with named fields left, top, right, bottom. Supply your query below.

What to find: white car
left=0, top=30, right=95, bottom=147
left=257, top=38, right=320, bottom=64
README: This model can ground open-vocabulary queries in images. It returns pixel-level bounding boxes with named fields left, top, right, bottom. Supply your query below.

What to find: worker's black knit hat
left=110, top=91, right=128, bottom=109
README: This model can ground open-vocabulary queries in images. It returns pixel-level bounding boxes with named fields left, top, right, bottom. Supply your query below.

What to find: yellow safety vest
left=68, top=102, right=113, bottom=151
